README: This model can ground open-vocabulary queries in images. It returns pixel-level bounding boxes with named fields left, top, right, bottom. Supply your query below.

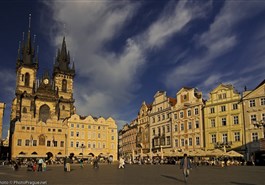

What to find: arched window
left=22, top=107, right=27, bottom=113
left=62, top=79, right=67, bottom=92
left=39, top=104, right=50, bottom=123
left=25, top=73, right=30, bottom=87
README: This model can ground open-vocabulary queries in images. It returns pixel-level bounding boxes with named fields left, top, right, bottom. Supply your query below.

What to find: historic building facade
left=136, top=101, right=151, bottom=154
left=172, top=87, right=204, bottom=152
left=204, top=84, right=244, bottom=152
left=242, top=80, right=265, bottom=159
left=9, top=25, right=118, bottom=160
left=120, top=121, right=137, bottom=158
left=149, top=91, right=176, bottom=154
left=67, top=114, right=117, bottom=160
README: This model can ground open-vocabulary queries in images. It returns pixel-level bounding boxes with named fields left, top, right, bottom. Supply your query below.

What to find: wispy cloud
left=165, top=1, right=265, bottom=91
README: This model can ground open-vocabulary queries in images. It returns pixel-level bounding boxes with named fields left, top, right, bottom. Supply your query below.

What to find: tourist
left=42, top=161, right=47, bottom=171
left=65, top=156, right=72, bottom=172
left=37, top=158, right=44, bottom=172
left=180, top=153, right=192, bottom=183
left=79, top=158, right=84, bottom=168
left=118, top=157, right=125, bottom=169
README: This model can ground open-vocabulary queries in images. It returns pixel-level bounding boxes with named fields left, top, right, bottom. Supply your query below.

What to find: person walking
left=66, top=156, right=72, bottom=172
left=37, top=158, right=44, bottom=172
left=180, top=153, right=192, bottom=183
left=118, top=157, right=125, bottom=169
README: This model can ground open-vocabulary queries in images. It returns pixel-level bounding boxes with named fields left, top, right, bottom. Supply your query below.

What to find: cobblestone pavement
left=0, top=164, right=264, bottom=185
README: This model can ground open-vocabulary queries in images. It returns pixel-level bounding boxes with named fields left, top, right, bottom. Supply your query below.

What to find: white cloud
left=165, top=1, right=265, bottom=89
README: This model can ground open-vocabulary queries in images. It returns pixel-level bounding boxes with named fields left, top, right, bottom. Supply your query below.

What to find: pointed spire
left=72, top=62, right=75, bottom=71
left=17, top=41, right=21, bottom=60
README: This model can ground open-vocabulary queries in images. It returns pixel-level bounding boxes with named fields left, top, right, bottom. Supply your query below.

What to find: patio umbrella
left=226, top=150, right=243, bottom=157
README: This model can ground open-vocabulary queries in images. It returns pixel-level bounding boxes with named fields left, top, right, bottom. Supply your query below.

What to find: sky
left=1, top=0, right=265, bottom=138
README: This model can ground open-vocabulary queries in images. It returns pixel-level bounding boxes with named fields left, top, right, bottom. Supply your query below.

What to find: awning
left=17, top=155, right=47, bottom=158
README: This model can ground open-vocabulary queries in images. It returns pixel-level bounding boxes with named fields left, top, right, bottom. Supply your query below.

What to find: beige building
left=172, top=87, right=204, bottom=152
left=242, top=80, right=265, bottom=159
left=136, top=101, right=151, bottom=154
left=120, top=120, right=138, bottom=158
left=0, top=102, right=5, bottom=140
left=204, top=84, right=245, bottom=153
left=10, top=31, right=75, bottom=159
left=149, top=91, right=176, bottom=154
left=67, top=114, right=117, bottom=160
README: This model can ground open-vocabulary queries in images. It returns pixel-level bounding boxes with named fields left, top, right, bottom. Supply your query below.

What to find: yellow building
left=136, top=101, right=151, bottom=154
left=67, top=114, right=117, bottom=160
left=242, top=80, right=265, bottom=159
left=10, top=29, right=75, bottom=159
left=204, top=84, right=244, bottom=153
left=149, top=91, right=176, bottom=154
left=0, top=102, right=5, bottom=140
left=172, top=87, right=204, bottom=152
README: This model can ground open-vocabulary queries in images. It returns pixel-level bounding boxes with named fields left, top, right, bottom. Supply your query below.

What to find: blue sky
left=1, top=0, right=265, bottom=138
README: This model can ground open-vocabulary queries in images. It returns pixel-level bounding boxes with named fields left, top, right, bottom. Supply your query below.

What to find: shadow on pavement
left=161, top=174, right=185, bottom=183
left=230, top=182, right=256, bottom=185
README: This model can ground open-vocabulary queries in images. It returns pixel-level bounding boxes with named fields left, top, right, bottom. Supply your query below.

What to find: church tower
left=53, top=37, right=75, bottom=119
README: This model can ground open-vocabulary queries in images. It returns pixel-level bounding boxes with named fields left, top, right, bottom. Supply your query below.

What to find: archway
left=46, top=152, right=53, bottom=160
left=39, top=104, right=51, bottom=123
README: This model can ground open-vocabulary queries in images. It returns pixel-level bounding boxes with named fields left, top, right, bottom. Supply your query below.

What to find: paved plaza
left=0, top=164, right=264, bottom=185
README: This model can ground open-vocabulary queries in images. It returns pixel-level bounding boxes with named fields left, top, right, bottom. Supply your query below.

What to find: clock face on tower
left=43, top=78, right=49, bottom=85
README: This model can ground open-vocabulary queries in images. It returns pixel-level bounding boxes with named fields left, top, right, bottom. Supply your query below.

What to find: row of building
left=119, top=81, right=265, bottom=160
left=0, top=24, right=118, bottom=161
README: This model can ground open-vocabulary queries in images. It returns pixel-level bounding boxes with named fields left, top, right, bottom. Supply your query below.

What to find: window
left=166, top=136, right=171, bottom=145
left=218, top=94, right=222, bottom=99
left=82, top=124, right=84, bottom=128
left=222, top=133, right=228, bottom=143
left=211, top=134, right=216, bottom=143
left=175, top=139, right=178, bottom=147
left=222, top=117, right=227, bottom=126
left=174, top=124, right=178, bottom=132
left=53, top=141, right=57, bottom=147
left=22, top=126, right=25, bottom=130
left=196, top=137, right=200, bottom=145
left=31, top=127, right=34, bottom=130
left=261, top=98, right=265, bottom=106
left=98, top=126, right=100, bottom=130
left=53, top=129, right=56, bottom=132
left=60, top=141, right=64, bottom=147
left=62, top=79, right=67, bottom=92
left=71, top=131, right=74, bottom=137
left=232, top=104, right=238, bottom=110
left=47, top=141, right=51, bottom=147
left=111, top=136, right=114, bottom=140
left=98, top=133, right=101, bottom=138
left=181, top=139, right=185, bottom=146
left=188, top=122, right=192, bottom=130
left=23, top=107, right=27, bottom=113
left=211, top=119, right=215, bottom=127
left=70, top=141, right=74, bottom=147
left=234, top=132, right=240, bottom=142
left=250, top=99, right=256, bottom=107
left=25, top=73, right=30, bottom=87
left=250, top=115, right=257, bottom=122
left=76, top=132, right=79, bottom=137
left=223, top=93, right=226, bottom=99
left=183, top=94, right=187, bottom=100
left=17, top=139, right=22, bottom=146
left=162, top=126, right=165, bottom=134
left=27, top=127, right=30, bottom=130
left=88, top=125, right=91, bottom=129
left=194, top=108, right=199, bottom=115
left=180, top=112, right=184, bottom=118
left=167, top=125, right=170, bottom=132
left=210, top=107, right=215, bottom=113
left=158, top=127, right=161, bottom=136
left=152, top=117, right=155, bottom=123
left=162, top=114, right=165, bottom=120
left=233, top=116, right=239, bottom=125
left=103, top=143, right=106, bottom=148
left=25, top=139, right=30, bottom=146
left=188, top=138, right=192, bottom=146
left=33, top=140, right=37, bottom=146
left=195, top=121, right=199, bottom=128
left=174, top=114, right=177, bottom=119
left=187, top=110, right=191, bottom=116
left=76, top=141, right=79, bottom=148
left=98, top=143, right=101, bottom=149
left=71, top=124, right=74, bottom=128
left=58, top=129, right=62, bottom=132
left=152, top=128, right=155, bottom=135
left=252, top=133, right=258, bottom=142
left=93, top=143, right=96, bottom=148
left=181, top=123, right=184, bottom=131
left=88, top=143, right=91, bottom=148
left=77, top=124, right=79, bottom=128
left=158, top=115, right=160, bottom=121
left=221, top=105, right=226, bottom=112
left=263, top=113, right=265, bottom=121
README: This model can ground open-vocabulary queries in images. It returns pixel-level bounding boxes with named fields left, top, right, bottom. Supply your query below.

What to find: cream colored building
left=136, top=101, right=151, bottom=154
left=67, top=114, right=117, bottom=160
left=120, top=120, right=138, bottom=157
left=204, top=84, right=245, bottom=152
left=149, top=91, right=176, bottom=154
left=172, top=87, right=204, bottom=152
left=242, top=80, right=265, bottom=159
left=0, top=102, right=5, bottom=140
